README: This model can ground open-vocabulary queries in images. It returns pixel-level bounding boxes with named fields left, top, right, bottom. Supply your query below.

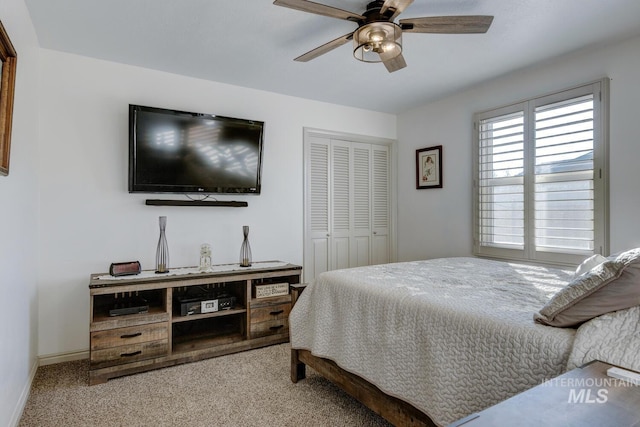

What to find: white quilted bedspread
left=290, top=257, right=578, bottom=426
left=568, top=305, right=640, bottom=372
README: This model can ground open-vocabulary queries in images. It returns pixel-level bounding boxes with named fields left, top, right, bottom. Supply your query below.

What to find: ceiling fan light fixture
left=353, top=22, right=402, bottom=63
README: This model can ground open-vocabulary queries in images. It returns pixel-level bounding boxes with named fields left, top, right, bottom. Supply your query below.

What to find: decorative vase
left=155, top=216, right=169, bottom=273
left=239, top=226, right=252, bottom=267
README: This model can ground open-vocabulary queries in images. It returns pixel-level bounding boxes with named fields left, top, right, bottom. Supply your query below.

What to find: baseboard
left=38, top=349, right=89, bottom=366
left=9, top=357, right=38, bottom=427
left=8, top=350, right=89, bottom=426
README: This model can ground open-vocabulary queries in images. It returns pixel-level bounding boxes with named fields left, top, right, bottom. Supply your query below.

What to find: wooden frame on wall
left=416, top=145, right=442, bottom=189
left=0, top=20, right=17, bottom=176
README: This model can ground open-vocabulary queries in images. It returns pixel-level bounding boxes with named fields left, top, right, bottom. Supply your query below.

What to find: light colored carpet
left=19, top=344, right=391, bottom=427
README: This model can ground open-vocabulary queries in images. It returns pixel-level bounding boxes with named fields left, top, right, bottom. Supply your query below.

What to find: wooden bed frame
left=291, top=348, right=437, bottom=427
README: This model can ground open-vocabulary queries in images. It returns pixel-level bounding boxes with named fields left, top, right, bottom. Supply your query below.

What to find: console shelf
left=171, top=307, right=247, bottom=323
left=88, top=261, right=301, bottom=385
left=172, top=332, right=246, bottom=353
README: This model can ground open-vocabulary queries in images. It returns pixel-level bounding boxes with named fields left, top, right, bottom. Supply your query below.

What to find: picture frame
left=0, top=20, right=18, bottom=176
left=416, top=145, right=442, bottom=189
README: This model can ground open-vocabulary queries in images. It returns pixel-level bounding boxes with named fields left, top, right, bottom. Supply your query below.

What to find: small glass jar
left=199, top=243, right=212, bottom=272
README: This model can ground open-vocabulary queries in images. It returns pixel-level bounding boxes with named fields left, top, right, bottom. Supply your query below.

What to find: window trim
left=472, top=79, right=609, bottom=266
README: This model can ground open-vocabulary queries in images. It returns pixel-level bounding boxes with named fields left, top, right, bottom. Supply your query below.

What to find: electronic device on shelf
left=109, top=261, right=141, bottom=277
left=109, top=296, right=149, bottom=316
left=128, top=104, right=265, bottom=195
left=176, top=287, right=237, bottom=316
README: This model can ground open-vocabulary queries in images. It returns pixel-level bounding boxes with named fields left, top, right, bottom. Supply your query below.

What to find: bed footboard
left=291, top=349, right=436, bottom=427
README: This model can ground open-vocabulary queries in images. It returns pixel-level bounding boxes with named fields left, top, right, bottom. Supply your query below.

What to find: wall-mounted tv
left=129, top=104, right=264, bottom=194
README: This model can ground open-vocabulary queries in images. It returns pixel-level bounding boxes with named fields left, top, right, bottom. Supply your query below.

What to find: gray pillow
left=534, top=248, right=640, bottom=327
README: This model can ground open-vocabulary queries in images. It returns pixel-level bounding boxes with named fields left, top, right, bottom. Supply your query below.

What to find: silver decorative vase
left=239, top=226, right=252, bottom=267
left=155, top=216, right=169, bottom=273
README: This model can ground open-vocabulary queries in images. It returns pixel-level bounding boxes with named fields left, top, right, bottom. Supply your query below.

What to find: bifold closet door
left=371, top=144, right=390, bottom=265
left=304, top=136, right=391, bottom=282
left=305, top=136, right=331, bottom=281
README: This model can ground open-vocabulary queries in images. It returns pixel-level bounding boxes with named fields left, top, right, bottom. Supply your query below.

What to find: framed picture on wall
left=416, top=145, right=442, bottom=189
left=0, top=20, right=18, bottom=176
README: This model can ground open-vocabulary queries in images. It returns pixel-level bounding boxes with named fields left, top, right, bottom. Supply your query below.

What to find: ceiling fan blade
left=380, top=52, right=407, bottom=73
left=400, top=15, right=494, bottom=33
left=273, top=0, right=364, bottom=22
left=295, top=32, right=354, bottom=62
left=380, top=0, right=414, bottom=21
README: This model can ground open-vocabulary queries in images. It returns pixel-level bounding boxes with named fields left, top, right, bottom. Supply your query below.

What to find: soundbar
left=145, top=199, right=248, bottom=207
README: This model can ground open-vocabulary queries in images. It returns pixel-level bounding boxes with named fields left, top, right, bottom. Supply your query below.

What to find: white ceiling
left=24, top=0, right=640, bottom=114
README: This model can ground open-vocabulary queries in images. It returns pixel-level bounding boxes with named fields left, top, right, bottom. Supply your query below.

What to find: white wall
left=36, top=49, right=396, bottom=357
left=0, top=1, right=40, bottom=426
left=397, top=35, right=640, bottom=262
left=11, top=8, right=638, bottom=423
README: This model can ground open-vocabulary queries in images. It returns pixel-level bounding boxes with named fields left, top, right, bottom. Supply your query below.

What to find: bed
left=289, top=256, right=640, bottom=426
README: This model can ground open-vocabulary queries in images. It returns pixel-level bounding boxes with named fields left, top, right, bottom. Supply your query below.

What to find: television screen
left=129, top=105, right=264, bottom=194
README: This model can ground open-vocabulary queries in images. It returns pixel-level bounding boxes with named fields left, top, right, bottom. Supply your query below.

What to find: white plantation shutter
left=534, top=94, right=595, bottom=253
left=477, top=109, right=525, bottom=252
left=474, top=80, right=608, bottom=265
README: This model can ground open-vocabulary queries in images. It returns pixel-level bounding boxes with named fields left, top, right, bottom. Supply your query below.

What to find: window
left=473, top=80, right=609, bottom=266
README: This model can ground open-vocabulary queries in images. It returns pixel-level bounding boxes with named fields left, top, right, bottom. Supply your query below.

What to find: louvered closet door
left=304, top=134, right=392, bottom=282
left=305, top=136, right=330, bottom=280
left=371, top=144, right=390, bottom=265
left=330, top=140, right=352, bottom=271
left=351, top=143, right=372, bottom=267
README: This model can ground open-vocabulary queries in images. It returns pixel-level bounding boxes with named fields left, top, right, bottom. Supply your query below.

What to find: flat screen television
left=129, top=104, right=264, bottom=194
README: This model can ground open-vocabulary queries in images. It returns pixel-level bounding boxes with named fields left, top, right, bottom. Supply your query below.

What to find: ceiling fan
left=273, top=0, right=493, bottom=73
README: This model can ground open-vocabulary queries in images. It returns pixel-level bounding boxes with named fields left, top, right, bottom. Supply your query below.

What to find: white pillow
left=574, top=254, right=608, bottom=278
